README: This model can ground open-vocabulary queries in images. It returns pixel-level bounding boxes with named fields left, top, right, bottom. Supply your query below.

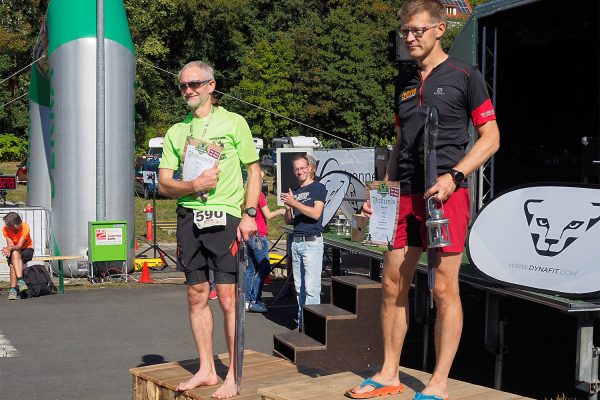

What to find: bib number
left=193, top=210, right=226, bottom=230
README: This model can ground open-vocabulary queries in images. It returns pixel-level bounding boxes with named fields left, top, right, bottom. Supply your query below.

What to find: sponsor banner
left=142, top=170, right=157, bottom=184
left=313, top=148, right=375, bottom=185
left=95, top=228, right=123, bottom=246
left=314, top=149, right=374, bottom=224
left=468, top=184, right=600, bottom=296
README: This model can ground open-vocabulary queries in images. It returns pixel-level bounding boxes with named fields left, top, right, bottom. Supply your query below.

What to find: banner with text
left=467, top=184, right=600, bottom=296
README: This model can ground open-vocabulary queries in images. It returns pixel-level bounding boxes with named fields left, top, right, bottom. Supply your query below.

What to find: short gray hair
left=178, top=61, right=215, bottom=81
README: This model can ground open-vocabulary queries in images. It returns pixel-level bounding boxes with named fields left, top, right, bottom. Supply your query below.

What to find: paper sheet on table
left=181, top=137, right=222, bottom=181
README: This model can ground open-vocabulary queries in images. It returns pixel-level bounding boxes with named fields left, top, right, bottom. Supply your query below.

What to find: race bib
left=193, top=210, right=226, bottom=230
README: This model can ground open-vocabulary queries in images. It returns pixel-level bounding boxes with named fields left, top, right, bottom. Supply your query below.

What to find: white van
left=253, top=137, right=264, bottom=150
left=148, top=137, right=164, bottom=157
left=272, top=136, right=322, bottom=149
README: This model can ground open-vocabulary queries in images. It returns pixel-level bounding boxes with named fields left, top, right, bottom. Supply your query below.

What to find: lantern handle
left=426, top=196, right=447, bottom=218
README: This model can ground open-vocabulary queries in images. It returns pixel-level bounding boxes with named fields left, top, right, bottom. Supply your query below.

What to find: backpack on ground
left=23, top=264, right=57, bottom=297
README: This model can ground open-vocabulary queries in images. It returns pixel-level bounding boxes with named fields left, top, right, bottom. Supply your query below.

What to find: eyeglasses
left=294, top=166, right=308, bottom=173
left=398, top=24, right=440, bottom=39
left=178, top=79, right=212, bottom=92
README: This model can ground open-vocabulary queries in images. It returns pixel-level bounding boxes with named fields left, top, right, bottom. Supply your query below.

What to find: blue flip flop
left=414, top=393, right=447, bottom=400
left=345, top=377, right=404, bottom=399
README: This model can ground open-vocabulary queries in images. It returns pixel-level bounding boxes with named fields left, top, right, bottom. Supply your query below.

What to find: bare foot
left=348, top=373, right=401, bottom=396
left=177, top=370, right=219, bottom=392
left=211, top=374, right=238, bottom=399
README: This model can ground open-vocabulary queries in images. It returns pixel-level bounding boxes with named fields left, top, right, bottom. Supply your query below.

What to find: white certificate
left=181, top=137, right=222, bottom=182
left=366, top=181, right=400, bottom=247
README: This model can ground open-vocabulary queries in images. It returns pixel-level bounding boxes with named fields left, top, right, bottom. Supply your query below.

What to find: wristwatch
left=244, top=207, right=257, bottom=218
left=450, top=169, right=465, bottom=186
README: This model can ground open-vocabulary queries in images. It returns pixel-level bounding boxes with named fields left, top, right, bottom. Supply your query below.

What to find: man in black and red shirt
left=348, top=1, right=500, bottom=399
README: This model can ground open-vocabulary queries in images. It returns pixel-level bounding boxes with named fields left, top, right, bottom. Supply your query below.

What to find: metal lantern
left=425, top=197, right=452, bottom=248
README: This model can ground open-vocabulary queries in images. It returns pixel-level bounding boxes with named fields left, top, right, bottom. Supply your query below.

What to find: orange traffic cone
left=139, top=261, right=153, bottom=283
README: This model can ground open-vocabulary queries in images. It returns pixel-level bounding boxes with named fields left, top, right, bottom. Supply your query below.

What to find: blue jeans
left=245, top=235, right=270, bottom=303
left=291, top=236, right=324, bottom=329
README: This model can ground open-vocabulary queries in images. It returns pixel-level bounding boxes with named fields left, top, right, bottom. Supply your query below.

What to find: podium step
left=303, top=303, right=356, bottom=320
left=131, top=350, right=307, bottom=400
left=302, top=304, right=357, bottom=345
left=131, top=350, right=532, bottom=400
left=272, top=276, right=385, bottom=373
left=332, top=275, right=382, bottom=289
left=273, top=331, right=326, bottom=363
left=331, top=276, right=381, bottom=316
left=259, top=367, right=534, bottom=400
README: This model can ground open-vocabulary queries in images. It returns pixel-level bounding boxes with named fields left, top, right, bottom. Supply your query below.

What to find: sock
left=17, top=278, right=24, bottom=283
left=10, top=286, right=17, bottom=291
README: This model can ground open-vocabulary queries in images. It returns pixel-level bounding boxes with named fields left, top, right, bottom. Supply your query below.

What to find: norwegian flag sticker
left=208, top=149, right=220, bottom=159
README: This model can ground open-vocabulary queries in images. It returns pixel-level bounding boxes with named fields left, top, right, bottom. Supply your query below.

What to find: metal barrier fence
left=0, top=207, right=51, bottom=281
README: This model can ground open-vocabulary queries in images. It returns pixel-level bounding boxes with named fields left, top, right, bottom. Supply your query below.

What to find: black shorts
left=6, top=247, right=34, bottom=265
left=176, top=206, right=240, bottom=286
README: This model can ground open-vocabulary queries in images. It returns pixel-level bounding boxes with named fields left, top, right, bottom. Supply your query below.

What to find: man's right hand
left=191, top=164, right=220, bottom=193
left=362, top=199, right=372, bottom=217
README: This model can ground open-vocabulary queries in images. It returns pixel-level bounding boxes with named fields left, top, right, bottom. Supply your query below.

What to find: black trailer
left=450, top=0, right=599, bottom=212
left=449, top=1, right=599, bottom=397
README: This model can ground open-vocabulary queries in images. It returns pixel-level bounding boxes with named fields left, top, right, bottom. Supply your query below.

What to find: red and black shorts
left=393, top=188, right=470, bottom=253
left=5, top=247, right=34, bottom=264
left=176, top=206, right=240, bottom=285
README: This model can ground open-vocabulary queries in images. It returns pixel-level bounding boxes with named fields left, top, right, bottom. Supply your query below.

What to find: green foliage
left=0, top=133, right=28, bottom=161
left=0, top=0, right=48, bottom=141
left=443, top=20, right=465, bottom=51
left=469, top=0, right=493, bottom=8
left=228, top=35, right=303, bottom=143
left=1, top=0, right=475, bottom=153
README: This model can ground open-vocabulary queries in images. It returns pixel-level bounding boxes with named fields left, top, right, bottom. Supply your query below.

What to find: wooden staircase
left=273, top=275, right=383, bottom=373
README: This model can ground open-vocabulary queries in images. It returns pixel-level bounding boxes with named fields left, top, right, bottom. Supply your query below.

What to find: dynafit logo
left=524, top=199, right=600, bottom=257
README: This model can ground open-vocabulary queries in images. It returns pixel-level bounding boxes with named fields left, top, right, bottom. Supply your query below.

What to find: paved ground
left=0, top=239, right=377, bottom=399
left=0, top=259, right=304, bottom=399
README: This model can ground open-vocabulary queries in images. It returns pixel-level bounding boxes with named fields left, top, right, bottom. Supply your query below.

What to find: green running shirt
left=159, top=106, right=258, bottom=218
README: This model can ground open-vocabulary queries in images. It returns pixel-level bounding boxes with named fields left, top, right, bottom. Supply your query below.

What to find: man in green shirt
left=159, top=61, right=261, bottom=399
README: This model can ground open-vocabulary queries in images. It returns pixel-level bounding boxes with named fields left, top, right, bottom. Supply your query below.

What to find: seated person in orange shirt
left=2, top=212, right=34, bottom=300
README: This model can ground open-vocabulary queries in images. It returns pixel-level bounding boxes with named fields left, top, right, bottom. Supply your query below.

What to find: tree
left=469, top=0, right=493, bottom=8
left=227, top=35, right=304, bottom=143
left=307, top=0, right=399, bottom=146
left=1, top=0, right=420, bottom=152
left=0, top=0, right=48, bottom=141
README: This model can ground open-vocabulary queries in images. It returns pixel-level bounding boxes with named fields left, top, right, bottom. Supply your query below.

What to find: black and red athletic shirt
left=394, top=56, right=496, bottom=194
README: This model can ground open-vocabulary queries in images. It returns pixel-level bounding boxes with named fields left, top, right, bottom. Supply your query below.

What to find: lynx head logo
left=524, top=199, right=600, bottom=257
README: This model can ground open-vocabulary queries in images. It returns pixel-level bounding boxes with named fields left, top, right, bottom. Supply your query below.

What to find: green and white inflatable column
left=27, top=18, right=51, bottom=210
left=47, top=0, right=135, bottom=275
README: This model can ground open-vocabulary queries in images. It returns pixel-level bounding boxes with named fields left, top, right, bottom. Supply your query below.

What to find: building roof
left=440, top=0, right=473, bottom=16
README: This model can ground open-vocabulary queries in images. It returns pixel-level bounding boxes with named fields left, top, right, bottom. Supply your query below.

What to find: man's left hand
left=237, top=214, right=258, bottom=242
left=281, top=189, right=295, bottom=207
left=424, top=173, right=456, bottom=202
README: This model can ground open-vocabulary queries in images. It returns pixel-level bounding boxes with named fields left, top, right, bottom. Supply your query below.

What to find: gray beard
left=186, top=96, right=209, bottom=110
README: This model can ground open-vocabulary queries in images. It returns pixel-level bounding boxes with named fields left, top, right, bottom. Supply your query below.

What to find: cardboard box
left=351, top=214, right=369, bottom=242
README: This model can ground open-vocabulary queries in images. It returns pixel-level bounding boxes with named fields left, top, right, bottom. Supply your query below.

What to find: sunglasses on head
left=178, top=79, right=212, bottom=92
